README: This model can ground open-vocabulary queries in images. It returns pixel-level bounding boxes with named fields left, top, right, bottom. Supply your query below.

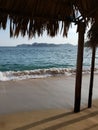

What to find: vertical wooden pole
left=74, top=22, right=85, bottom=112
left=88, top=46, right=96, bottom=108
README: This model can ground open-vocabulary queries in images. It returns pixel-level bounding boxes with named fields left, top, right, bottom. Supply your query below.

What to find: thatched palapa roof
left=0, top=0, right=98, bottom=45
left=0, top=0, right=74, bottom=38
left=75, top=0, right=98, bottom=46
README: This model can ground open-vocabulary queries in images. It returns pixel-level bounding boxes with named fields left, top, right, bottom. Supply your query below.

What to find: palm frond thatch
left=75, top=0, right=98, bottom=47
left=0, top=0, right=98, bottom=46
left=0, top=0, right=75, bottom=38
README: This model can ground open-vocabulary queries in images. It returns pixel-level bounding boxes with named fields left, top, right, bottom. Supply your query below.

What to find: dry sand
left=0, top=74, right=98, bottom=129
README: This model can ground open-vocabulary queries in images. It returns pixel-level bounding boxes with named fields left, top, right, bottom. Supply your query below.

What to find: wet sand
left=0, top=74, right=98, bottom=130
left=0, top=74, right=98, bottom=114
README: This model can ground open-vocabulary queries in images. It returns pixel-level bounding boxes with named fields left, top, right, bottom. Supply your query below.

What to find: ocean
left=0, top=45, right=98, bottom=81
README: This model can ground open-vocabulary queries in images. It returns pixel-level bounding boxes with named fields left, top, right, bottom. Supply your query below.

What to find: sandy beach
left=0, top=74, right=98, bottom=129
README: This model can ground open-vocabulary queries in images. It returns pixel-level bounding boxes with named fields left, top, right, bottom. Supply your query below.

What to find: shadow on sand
left=14, top=110, right=98, bottom=130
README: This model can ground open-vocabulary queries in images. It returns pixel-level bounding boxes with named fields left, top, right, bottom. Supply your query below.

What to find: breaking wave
left=0, top=68, right=98, bottom=81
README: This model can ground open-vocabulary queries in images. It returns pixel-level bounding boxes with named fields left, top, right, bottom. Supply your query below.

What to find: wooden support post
left=88, top=46, right=96, bottom=108
left=74, top=22, right=85, bottom=112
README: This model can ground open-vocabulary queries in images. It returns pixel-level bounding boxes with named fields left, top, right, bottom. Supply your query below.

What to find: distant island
left=16, top=43, right=75, bottom=47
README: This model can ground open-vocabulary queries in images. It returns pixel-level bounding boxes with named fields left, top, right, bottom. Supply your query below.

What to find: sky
left=0, top=23, right=78, bottom=46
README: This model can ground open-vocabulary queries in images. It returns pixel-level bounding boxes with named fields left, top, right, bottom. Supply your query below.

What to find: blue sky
left=0, top=23, right=78, bottom=46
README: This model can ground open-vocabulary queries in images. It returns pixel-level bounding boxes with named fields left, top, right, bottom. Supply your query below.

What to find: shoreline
left=0, top=67, right=98, bottom=81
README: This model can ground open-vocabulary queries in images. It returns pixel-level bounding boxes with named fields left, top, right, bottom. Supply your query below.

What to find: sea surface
left=0, top=45, right=98, bottom=81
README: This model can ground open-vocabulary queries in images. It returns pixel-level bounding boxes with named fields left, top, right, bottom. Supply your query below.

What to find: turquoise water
left=0, top=45, right=98, bottom=81
left=0, top=46, right=77, bottom=71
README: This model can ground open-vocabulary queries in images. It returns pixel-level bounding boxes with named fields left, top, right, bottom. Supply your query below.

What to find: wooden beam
left=76, top=6, right=98, bottom=22
left=88, top=46, right=96, bottom=108
left=74, top=22, right=85, bottom=113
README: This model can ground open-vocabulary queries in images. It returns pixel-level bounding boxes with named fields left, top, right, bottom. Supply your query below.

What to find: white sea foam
left=0, top=72, right=9, bottom=81
left=0, top=68, right=98, bottom=81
